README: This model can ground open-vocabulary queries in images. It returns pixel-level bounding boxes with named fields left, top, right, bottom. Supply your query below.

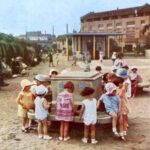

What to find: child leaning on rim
left=80, top=87, right=98, bottom=144
left=34, top=85, right=52, bottom=140
left=97, top=82, right=120, bottom=137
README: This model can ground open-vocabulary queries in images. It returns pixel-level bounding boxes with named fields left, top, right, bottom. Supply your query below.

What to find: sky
left=0, top=0, right=149, bottom=36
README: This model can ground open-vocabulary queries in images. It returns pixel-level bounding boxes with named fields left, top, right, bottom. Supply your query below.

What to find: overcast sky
left=0, top=0, right=149, bottom=36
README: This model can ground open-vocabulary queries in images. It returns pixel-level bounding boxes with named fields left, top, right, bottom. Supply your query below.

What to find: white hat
left=35, top=85, right=48, bottom=96
left=105, top=82, right=117, bottom=95
left=49, top=69, right=58, bottom=76
left=21, top=79, right=32, bottom=90
left=34, top=74, right=45, bottom=82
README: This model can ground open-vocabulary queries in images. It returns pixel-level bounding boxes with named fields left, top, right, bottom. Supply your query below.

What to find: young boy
left=97, top=82, right=120, bottom=137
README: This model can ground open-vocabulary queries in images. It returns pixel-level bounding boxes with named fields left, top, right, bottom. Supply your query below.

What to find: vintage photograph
left=0, top=0, right=150, bottom=150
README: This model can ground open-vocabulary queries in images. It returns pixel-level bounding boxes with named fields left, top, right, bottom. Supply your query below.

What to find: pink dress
left=55, top=90, right=74, bottom=121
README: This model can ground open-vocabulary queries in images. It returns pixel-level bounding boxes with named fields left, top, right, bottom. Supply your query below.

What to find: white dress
left=82, top=98, right=97, bottom=125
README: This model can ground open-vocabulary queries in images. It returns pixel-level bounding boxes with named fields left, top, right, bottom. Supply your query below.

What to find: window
left=98, top=24, right=104, bottom=30
left=116, top=22, right=122, bottom=28
left=107, top=23, right=113, bottom=29
left=126, top=21, right=135, bottom=28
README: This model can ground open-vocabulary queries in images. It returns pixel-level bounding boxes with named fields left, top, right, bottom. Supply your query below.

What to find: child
left=34, top=85, right=52, bottom=140
left=97, top=82, right=120, bottom=137
left=113, top=76, right=131, bottom=141
left=116, top=68, right=132, bottom=133
left=49, top=69, right=58, bottom=78
left=129, top=67, right=142, bottom=97
left=55, top=81, right=75, bottom=141
left=95, top=66, right=102, bottom=74
left=16, top=79, right=34, bottom=133
left=80, top=87, right=98, bottom=144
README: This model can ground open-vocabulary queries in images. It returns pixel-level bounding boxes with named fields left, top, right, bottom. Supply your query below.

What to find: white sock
left=22, top=126, right=25, bottom=130
left=112, top=128, right=117, bottom=132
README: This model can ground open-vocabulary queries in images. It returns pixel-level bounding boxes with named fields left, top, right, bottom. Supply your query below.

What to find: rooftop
left=81, top=4, right=150, bottom=21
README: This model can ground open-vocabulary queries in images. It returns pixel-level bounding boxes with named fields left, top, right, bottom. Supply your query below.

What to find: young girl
left=98, top=82, right=120, bottom=137
left=16, top=79, right=34, bottom=133
left=55, top=81, right=75, bottom=141
left=80, top=87, right=98, bottom=144
left=34, top=85, right=52, bottom=140
left=115, top=69, right=131, bottom=140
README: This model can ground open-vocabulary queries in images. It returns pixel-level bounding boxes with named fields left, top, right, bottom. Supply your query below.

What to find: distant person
left=34, top=85, right=52, bottom=140
left=55, top=81, right=75, bottom=141
left=72, top=52, right=77, bottom=66
left=111, top=52, right=117, bottom=65
left=113, top=52, right=126, bottom=69
left=80, top=87, right=98, bottom=144
left=16, top=79, right=34, bottom=133
left=129, top=67, right=142, bottom=97
left=99, top=50, right=104, bottom=63
left=48, top=52, right=54, bottom=67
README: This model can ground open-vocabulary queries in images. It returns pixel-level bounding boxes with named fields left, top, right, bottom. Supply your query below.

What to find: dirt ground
left=0, top=54, right=150, bottom=150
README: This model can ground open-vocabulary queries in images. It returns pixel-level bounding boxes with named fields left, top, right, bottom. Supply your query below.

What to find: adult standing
left=113, top=52, right=126, bottom=69
left=48, top=52, right=54, bottom=67
left=111, top=52, right=117, bottom=65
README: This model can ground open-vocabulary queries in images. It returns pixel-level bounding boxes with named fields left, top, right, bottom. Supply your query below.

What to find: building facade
left=81, top=4, right=150, bottom=50
left=18, top=31, right=55, bottom=49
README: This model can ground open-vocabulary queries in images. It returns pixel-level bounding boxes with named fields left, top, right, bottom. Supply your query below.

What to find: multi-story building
left=80, top=4, right=150, bottom=50
left=18, top=31, right=56, bottom=49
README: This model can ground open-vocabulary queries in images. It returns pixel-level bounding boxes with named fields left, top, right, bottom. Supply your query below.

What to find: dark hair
left=117, top=52, right=124, bottom=59
left=80, top=87, right=95, bottom=96
left=51, top=71, right=58, bottom=75
left=95, top=66, right=102, bottom=72
left=112, top=76, right=124, bottom=87
left=64, top=81, right=74, bottom=92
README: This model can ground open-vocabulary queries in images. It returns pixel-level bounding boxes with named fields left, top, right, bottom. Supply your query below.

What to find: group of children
left=16, top=62, right=140, bottom=144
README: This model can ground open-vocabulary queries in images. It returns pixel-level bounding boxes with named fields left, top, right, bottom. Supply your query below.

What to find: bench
left=137, top=82, right=150, bottom=93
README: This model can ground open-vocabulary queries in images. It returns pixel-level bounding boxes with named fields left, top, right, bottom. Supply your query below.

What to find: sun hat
left=116, top=68, right=128, bottom=79
left=21, top=79, right=32, bottom=90
left=43, top=75, right=51, bottom=82
left=35, top=85, right=48, bottom=96
left=131, top=66, right=138, bottom=71
left=49, top=69, right=58, bottom=76
left=34, top=74, right=45, bottom=82
left=80, top=87, right=95, bottom=96
left=105, top=82, right=117, bottom=95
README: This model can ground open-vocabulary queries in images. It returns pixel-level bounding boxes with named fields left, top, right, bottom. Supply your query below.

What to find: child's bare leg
left=123, top=115, right=128, bottom=133
left=22, top=117, right=27, bottom=129
left=38, top=122, right=43, bottom=135
left=91, top=124, right=96, bottom=139
left=43, top=119, right=48, bottom=135
left=119, top=115, right=123, bottom=133
left=109, top=112, right=117, bottom=129
left=109, top=112, right=118, bottom=136
left=64, top=122, right=69, bottom=138
left=60, top=121, right=64, bottom=138
left=84, top=125, right=90, bottom=139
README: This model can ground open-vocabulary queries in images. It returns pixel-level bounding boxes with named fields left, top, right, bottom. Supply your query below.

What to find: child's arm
left=79, top=104, right=85, bottom=120
left=119, top=83, right=128, bottom=97
left=43, top=99, right=51, bottom=110
left=16, top=92, right=28, bottom=109
left=97, top=100, right=101, bottom=110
